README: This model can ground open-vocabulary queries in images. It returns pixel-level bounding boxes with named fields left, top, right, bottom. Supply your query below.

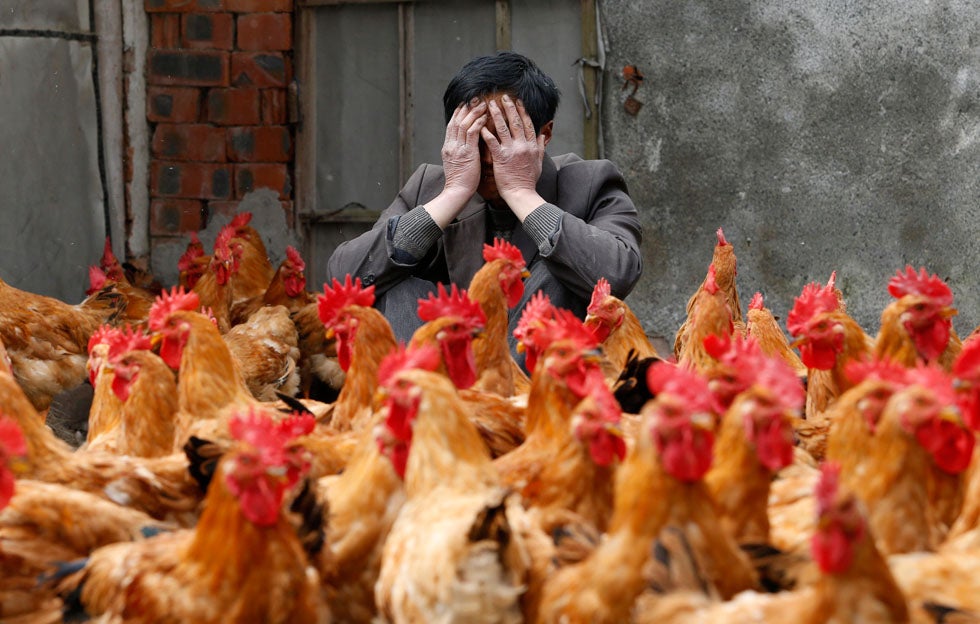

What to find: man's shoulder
left=551, top=153, right=625, bottom=182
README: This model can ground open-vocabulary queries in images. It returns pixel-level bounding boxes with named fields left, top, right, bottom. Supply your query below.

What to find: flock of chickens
left=2, top=216, right=980, bottom=623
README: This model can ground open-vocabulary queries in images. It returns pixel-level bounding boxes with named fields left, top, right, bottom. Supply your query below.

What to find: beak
left=516, top=341, right=526, bottom=354
left=150, top=333, right=163, bottom=349
left=690, top=412, right=715, bottom=431
left=325, top=327, right=335, bottom=340
left=521, top=268, right=531, bottom=279
left=9, top=455, right=30, bottom=476
left=788, top=336, right=805, bottom=349
left=582, top=348, right=603, bottom=365
left=941, top=307, right=959, bottom=320
left=472, top=327, right=484, bottom=338
left=265, top=465, right=288, bottom=478
left=603, top=421, right=624, bottom=438
left=939, top=405, right=963, bottom=425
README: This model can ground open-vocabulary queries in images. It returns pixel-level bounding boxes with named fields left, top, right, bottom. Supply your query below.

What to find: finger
left=445, top=103, right=465, bottom=142
left=487, top=99, right=511, bottom=141
left=465, top=113, right=489, bottom=146
left=501, top=94, right=527, bottom=141
left=516, top=99, right=536, bottom=142
left=459, top=100, right=487, bottom=131
left=480, top=126, right=502, bottom=155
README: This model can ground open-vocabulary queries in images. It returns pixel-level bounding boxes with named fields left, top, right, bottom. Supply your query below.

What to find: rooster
left=177, top=232, right=207, bottom=290
left=102, top=346, right=179, bottom=458
left=874, top=265, right=962, bottom=370
left=192, top=223, right=241, bottom=333
left=83, top=325, right=151, bottom=452
left=86, top=238, right=157, bottom=327
left=674, top=227, right=742, bottom=359
left=585, top=276, right=660, bottom=376
left=467, top=238, right=532, bottom=396
left=745, top=291, right=807, bottom=379
left=375, top=345, right=530, bottom=624
left=53, top=409, right=329, bottom=623
left=534, top=363, right=719, bottom=623
left=230, top=245, right=313, bottom=325
left=223, top=304, right=301, bottom=402
left=224, top=211, right=276, bottom=305
left=291, top=299, right=345, bottom=402
left=675, top=264, right=736, bottom=374
left=636, top=464, right=910, bottom=623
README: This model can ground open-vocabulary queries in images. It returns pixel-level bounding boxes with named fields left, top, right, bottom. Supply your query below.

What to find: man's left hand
left=480, top=95, right=547, bottom=219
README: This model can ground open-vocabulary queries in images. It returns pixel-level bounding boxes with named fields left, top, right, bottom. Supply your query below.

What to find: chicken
left=291, top=299, right=345, bottom=402
left=636, top=463, right=910, bottom=624
left=585, top=276, right=660, bottom=377
left=102, top=347, right=179, bottom=457
left=224, top=211, right=276, bottom=305
left=192, top=223, right=241, bottom=333
left=0, top=276, right=121, bottom=412
left=494, top=308, right=619, bottom=528
left=675, top=264, right=736, bottom=374
left=467, top=238, right=531, bottom=396
left=674, top=227, right=742, bottom=359
left=316, top=275, right=397, bottom=432
left=875, top=265, right=962, bottom=370
left=0, top=360, right=201, bottom=526
left=375, top=346, right=530, bottom=624
left=177, top=232, right=207, bottom=290
left=230, top=245, right=314, bottom=325
left=705, top=339, right=804, bottom=545
left=53, top=409, right=329, bottom=623
left=86, top=238, right=157, bottom=328
left=223, top=304, right=301, bottom=401
left=786, top=276, right=874, bottom=460
left=534, top=363, right=719, bottom=623
left=83, top=325, right=151, bottom=452
left=0, top=417, right=173, bottom=622
left=745, top=291, right=807, bottom=379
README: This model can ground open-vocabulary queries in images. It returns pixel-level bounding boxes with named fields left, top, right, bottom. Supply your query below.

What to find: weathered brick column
left=144, top=0, right=294, bottom=254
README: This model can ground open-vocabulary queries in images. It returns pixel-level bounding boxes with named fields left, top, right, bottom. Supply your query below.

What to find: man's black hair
left=443, top=51, right=560, bottom=134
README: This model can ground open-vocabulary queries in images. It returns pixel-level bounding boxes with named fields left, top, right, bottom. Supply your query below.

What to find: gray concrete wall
left=600, top=0, right=980, bottom=345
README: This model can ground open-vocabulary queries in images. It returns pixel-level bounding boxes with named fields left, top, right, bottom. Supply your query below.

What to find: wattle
left=812, top=523, right=854, bottom=574
left=443, top=338, right=476, bottom=389
left=916, top=418, right=975, bottom=474
left=800, top=342, right=838, bottom=370
left=910, top=318, right=951, bottom=362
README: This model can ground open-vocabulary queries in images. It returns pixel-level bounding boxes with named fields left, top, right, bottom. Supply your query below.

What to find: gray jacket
left=326, top=153, right=643, bottom=302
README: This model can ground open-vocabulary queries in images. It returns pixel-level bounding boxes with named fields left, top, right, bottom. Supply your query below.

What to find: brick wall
left=144, top=0, right=294, bottom=252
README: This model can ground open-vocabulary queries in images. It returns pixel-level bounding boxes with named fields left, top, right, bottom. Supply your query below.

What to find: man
left=326, top=52, right=642, bottom=354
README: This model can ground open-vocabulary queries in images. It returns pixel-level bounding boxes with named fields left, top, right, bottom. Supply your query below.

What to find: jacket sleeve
left=539, top=159, right=643, bottom=300
left=325, top=164, right=441, bottom=294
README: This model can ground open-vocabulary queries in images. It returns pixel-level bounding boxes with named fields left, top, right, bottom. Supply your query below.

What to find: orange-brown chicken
left=82, top=325, right=150, bottom=451
left=467, top=238, right=531, bottom=396
left=223, top=304, right=301, bottom=401
left=177, top=232, right=207, bottom=290
left=586, top=277, right=660, bottom=381
left=637, top=464, right=910, bottom=624
left=745, top=291, right=807, bottom=379
left=375, top=347, right=530, bottom=624
left=224, top=211, right=276, bottom=305
left=54, top=409, right=328, bottom=623
left=103, top=347, right=179, bottom=458
left=875, top=265, right=962, bottom=370
left=230, top=245, right=314, bottom=325
left=192, top=223, right=241, bottom=333
left=675, top=264, right=736, bottom=374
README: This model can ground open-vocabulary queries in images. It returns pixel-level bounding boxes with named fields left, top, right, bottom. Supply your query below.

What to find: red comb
left=378, top=344, right=441, bottom=387
left=482, top=238, right=525, bottom=266
left=704, top=264, right=719, bottom=295
left=953, top=337, right=980, bottom=381
left=844, top=357, right=908, bottom=386
left=416, top=284, right=486, bottom=329
left=88, top=325, right=120, bottom=355
left=149, top=286, right=201, bottom=331
left=754, top=354, right=806, bottom=412
left=716, top=228, right=729, bottom=246
left=815, top=462, right=842, bottom=514
left=178, top=233, right=205, bottom=271
left=285, top=246, right=305, bottom=272
left=588, top=278, right=612, bottom=315
left=87, top=265, right=108, bottom=295
left=317, top=275, right=375, bottom=327
left=229, top=212, right=253, bottom=229
left=106, top=325, right=153, bottom=363
left=887, top=266, right=953, bottom=306
left=827, top=271, right=837, bottom=289
left=0, top=415, right=27, bottom=460
left=749, top=292, right=764, bottom=311
left=786, top=282, right=839, bottom=336
left=228, top=407, right=314, bottom=453
left=99, top=237, right=125, bottom=280
left=646, top=362, right=714, bottom=413
left=514, top=292, right=556, bottom=343
left=538, top=308, right=599, bottom=352
left=905, top=363, right=957, bottom=407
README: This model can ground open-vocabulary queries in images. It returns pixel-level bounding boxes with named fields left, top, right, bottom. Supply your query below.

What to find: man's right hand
left=430, top=100, right=487, bottom=225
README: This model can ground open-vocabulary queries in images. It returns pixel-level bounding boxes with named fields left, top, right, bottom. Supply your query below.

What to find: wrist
left=425, top=188, right=472, bottom=228
left=501, top=188, right=545, bottom=221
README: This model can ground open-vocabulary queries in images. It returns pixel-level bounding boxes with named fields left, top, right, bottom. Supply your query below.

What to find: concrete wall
left=599, top=0, right=980, bottom=345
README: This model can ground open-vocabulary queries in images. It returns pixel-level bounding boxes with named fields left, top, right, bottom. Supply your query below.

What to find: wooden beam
left=580, top=0, right=599, bottom=160
left=399, top=3, right=415, bottom=184
left=495, top=0, right=511, bottom=51
left=294, top=6, right=318, bottom=233
left=299, top=0, right=410, bottom=6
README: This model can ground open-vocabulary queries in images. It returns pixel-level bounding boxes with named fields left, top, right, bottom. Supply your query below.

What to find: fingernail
left=502, top=94, right=511, bottom=102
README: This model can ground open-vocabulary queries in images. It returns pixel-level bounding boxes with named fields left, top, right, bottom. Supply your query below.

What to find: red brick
left=234, top=163, right=290, bottom=199
left=209, top=199, right=294, bottom=226
left=227, top=126, right=291, bottom=162
left=151, top=14, right=181, bottom=48
left=236, top=13, right=291, bottom=51
left=260, top=88, right=287, bottom=124
left=231, top=52, right=290, bottom=87
left=206, top=88, right=261, bottom=125
left=148, top=50, right=229, bottom=87
left=226, top=0, right=292, bottom=12
left=152, top=124, right=227, bottom=162
left=146, top=0, right=225, bottom=12
left=182, top=12, right=234, bottom=50
left=150, top=199, right=207, bottom=235
left=152, top=161, right=233, bottom=199
left=147, top=86, right=202, bottom=122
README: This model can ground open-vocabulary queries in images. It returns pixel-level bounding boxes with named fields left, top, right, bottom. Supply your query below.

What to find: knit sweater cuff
left=391, top=206, right=443, bottom=261
left=522, top=203, right=563, bottom=255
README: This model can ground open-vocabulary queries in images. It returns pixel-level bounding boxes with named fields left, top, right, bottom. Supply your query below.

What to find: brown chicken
left=316, top=275, right=398, bottom=432
left=83, top=325, right=151, bottom=452
left=223, top=304, right=301, bottom=401
left=674, top=227, right=742, bottom=359
left=0, top=277, right=122, bottom=412
left=224, top=211, right=276, bottom=305
left=637, top=464, right=910, bottom=623
left=192, top=223, right=240, bottom=333
left=585, top=277, right=660, bottom=377
left=54, top=409, right=328, bottom=623
left=875, top=265, right=962, bottom=370
left=745, top=291, right=807, bottom=379
left=291, top=299, right=345, bottom=401
left=467, top=238, right=531, bottom=396
left=706, top=341, right=804, bottom=545
left=177, top=232, right=207, bottom=290
left=86, top=240, right=157, bottom=327
left=103, top=347, right=179, bottom=457
left=675, top=264, right=736, bottom=374
left=375, top=347, right=530, bottom=624
left=230, top=245, right=314, bottom=325
left=534, top=364, right=721, bottom=623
